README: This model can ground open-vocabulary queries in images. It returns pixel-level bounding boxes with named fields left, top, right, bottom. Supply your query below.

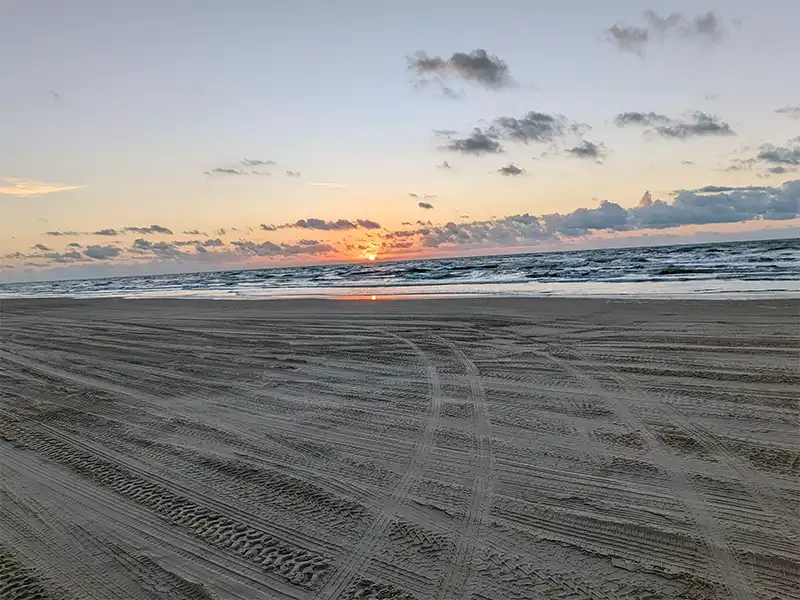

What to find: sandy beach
left=1, top=297, right=798, bottom=600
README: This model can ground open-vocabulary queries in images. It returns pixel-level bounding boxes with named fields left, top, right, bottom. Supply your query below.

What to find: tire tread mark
left=311, top=331, right=443, bottom=599
left=435, top=336, right=493, bottom=600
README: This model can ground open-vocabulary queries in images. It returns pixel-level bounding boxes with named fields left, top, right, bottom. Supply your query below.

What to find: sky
left=1, top=0, right=799, bottom=282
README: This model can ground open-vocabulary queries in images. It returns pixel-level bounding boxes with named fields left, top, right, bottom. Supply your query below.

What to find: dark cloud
left=281, top=242, right=335, bottom=255
left=614, top=111, right=672, bottom=127
left=232, top=240, right=334, bottom=257
left=260, top=223, right=278, bottom=231
left=632, top=181, right=800, bottom=224
left=606, top=25, right=650, bottom=55
left=241, top=158, right=275, bottom=166
left=41, top=250, right=85, bottom=264
left=498, top=164, right=525, bottom=176
left=542, top=201, right=629, bottom=236
left=377, top=180, right=800, bottom=250
left=84, top=245, right=121, bottom=260
left=183, top=229, right=207, bottom=236
left=408, top=49, right=513, bottom=90
left=123, top=224, right=174, bottom=235
left=418, top=202, right=434, bottom=209
left=494, top=111, right=582, bottom=144
left=92, top=228, right=118, bottom=236
left=566, top=140, right=608, bottom=160
left=67, top=242, right=82, bottom=248
left=408, top=192, right=419, bottom=198
left=45, top=230, right=80, bottom=237
left=607, top=10, right=725, bottom=54
left=357, top=219, right=381, bottom=230
left=32, top=243, right=51, bottom=251
left=286, top=170, right=301, bottom=177
left=655, top=112, right=734, bottom=139
left=203, top=238, right=224, bottom=247
left=757, top=142, right=800, bottom=166
left=726, top=138, right=800, bottom=177
left=130, top=239, right=182, bottom=257
left=616, top=111, right=735, bottom=139
left=443, top=129, right=504, bottom=155
left=288, top=218, right=380, bottom=231
left=776, top=106, right=800, bottom=119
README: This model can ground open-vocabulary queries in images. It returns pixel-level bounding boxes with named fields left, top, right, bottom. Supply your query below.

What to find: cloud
left=92, top=228, right=118, bottom=236
left=293, top=218, right=356, bottom=231
left=408, top=49, right=513, bottom=90
left=408, top=192, right=419, bottom=198
left=655, top=112, right=734, bottom=139
left=356, top=219, right=381, bottom=230
left=631, top=180, right=800, bottom=224
left=44, top=231, right=80, bottom=237
left=183, top=229, right=207, bottom=236
left=443, top=128, right=504, bottom=155
left=206, top=168, right=247, bottom=176
left=566, top=140, right=608, bottom=160
left=418, top=202, right=435, bottom=209
left=241, top=158, right=275, bottom=166
left=443, top=110, right=588, bottom=157
left=614, top=111, right=672, bottom=127
left=309, top=182, right=347, bottom=188
left=84, top=245, right=121, bottom=260
left=757, top=142, right=800, bottom=166
left=232, top=240, right=334, bottom=257
left=498, top=163, right=525, bottom=176
left=776, top=106, right=800, bottom=119
left=0, top=178, right=86, bottom=198
left=494, top=111, right=583, bottom=144
left=607, top=10, right=726, bottom=54
left=123, top=224, right=174, bottom=235
left=32, top=243, right=51, bottom=251
left=615, top=111, right=735, bottom=139
left=376, top=180, right=800, bottom=251
left=438, top=160, right=453, bottom=169
left=260, top=223, right=278, bottom=231
left=606, top=25, right=650, bottom=55
left=67, top=242, right=82, bottom=248
left=726, top=137, right=800, bottom=177
left=286, top=170, right=301, bottom=177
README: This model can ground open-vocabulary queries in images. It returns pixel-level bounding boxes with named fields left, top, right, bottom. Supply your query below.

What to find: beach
left=1, top=297, right=798, bottom=600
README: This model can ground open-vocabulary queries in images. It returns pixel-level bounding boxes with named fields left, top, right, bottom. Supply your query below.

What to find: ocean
left=2, top=238, right=798, bottom=300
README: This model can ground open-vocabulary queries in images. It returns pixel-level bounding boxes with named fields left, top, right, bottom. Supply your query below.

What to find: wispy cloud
left=309, top=182, right=348, bottom=188
left=0, top=177, right=86, bottom=198
left=606, top=10, right=726, bottom=55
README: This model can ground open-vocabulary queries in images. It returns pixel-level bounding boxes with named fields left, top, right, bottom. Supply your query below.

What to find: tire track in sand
left=544, top=344, right=754, bottom=600
left=311, top=331, right=443, bottom=599
left=435, top=336, right=493, bottom=600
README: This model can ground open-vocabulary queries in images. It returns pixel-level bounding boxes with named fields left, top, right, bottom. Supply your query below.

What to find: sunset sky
left=1, top=0, right=799, bottom=281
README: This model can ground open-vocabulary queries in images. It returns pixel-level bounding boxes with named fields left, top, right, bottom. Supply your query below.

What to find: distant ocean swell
left=1, top=238, right=798, bottom=299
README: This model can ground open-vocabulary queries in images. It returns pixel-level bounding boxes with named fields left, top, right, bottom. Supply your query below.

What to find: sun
left=367, top=254, right=377, bottom=261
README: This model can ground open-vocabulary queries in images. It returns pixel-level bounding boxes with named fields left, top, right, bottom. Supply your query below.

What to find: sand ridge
left=0, top=297, right=798, bottom=599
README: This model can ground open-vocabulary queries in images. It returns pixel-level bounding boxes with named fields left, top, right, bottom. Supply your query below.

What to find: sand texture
left=0, top=297, right=798, bottom=600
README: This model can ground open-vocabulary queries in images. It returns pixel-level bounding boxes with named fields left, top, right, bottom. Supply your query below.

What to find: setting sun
left=367, top=255, right=377, bottom=261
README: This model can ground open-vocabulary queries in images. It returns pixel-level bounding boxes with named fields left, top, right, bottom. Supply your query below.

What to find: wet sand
left=1, top=297, right=798, bottom=600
